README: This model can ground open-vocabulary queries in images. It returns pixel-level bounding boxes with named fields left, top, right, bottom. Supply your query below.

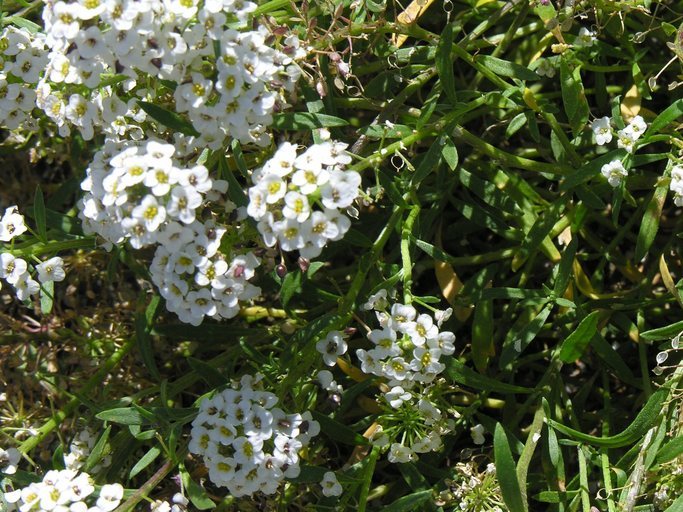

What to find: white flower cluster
left=359, top=291, right=456, bottom=462
left=1, top=205, right=66, bottom=300
left=79, top=139, right=262, bottom=325
left=189, top=374, right=320, bottom=497
left=593, top=115, right=648, bottom=187
left=63, top=429, right=111, bottom=472
left=1, top=0, right=305, bottom=146
left=669, top=164, right=683, bottom=206
left=79, top=140, right=223, bottom=248
left=4, top=470, right=124, bottom=512
left=247, top=141, right=360, bottom=259
left=0, top=27, right=43, bottom=130
left=436, top=462, right=504, bottom=512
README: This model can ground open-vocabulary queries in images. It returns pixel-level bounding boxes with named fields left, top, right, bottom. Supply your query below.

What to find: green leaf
left=558, top=311, right=602, bottom=363
left=311, top=411, right=368, bottom=445
left=96, top=408, right=148, bottom=425
left=441, top=135, right=458, bottom=170
left=516, top=409, right=545, bottom=509
left=136, top=294, right=160, bottom=381
left=548, top=385, right=669, bottom=448
left=472, top=298, right=494, bottom=372
left=187, top=357, right=228, bottom=389
left=500, top=303, right=553, bottom=367
left=444, top=358, right=533, bottom=394
left=477, top=55, right=540, bottom=81
left=553, top=236, right=577, bottom=297
left=271, top=112, right=348, bottom=130
left=382, top=490, right=432, bottom=512
left=436, top=23, right=457, bottom=105
left=181, top=466, right=215, bottom=510
left=137, top=101, right=199, bottom=136
left=129, top=445, right=161, bottom=478
left=40, top=280, right=54, bottom=315
left=411, top=138, right=443, bottom=186
left=3, top=15, right=41, bottom=32
left=640, top=320, right=683, bottom=341
left=655, top=436, right=683, bottom=465
left=494, top=423, right=528, bottom=512
left=560, top=59, right=589, bottom=135
left=664, top=495, right=683, bottom=512
left=512, top=199, right=566, bottom=271
left=83, top=426, right=111, bottom=473
left=286, top=465, right=329, bottom=483
left=506, top=112, right=528, bottom=138
left=647, top=98, right=683, bottom=136
left=280, top=270, right=302, bottom=308
left=34, top=185, right=47, bottom=243
left=634, top=181, right=668, bottom=261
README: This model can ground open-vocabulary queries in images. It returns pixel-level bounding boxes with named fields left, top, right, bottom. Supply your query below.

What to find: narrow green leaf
left=136, top=294, right=160, bottom=381
left=494, top=423, right=528, bottom=512
left=478, top=55, right=540, bottom=81
left=560, top=60, right=589, bottom=135
left=411, top=138, right=443, bottom=186
left=436, top=23, right=457, bottom=105
left=500, top=303, right=553, bottom=367
left=506, top=112, right=528, bottom=138
left=83, top=426, right=111, bottom=473
left=311, top=411, right=368, bottom=446
left=397, top=463, right=429, bottom=491
left=271, top=112, right=348, bottom=130
left=664, top=494, right=683, bottom=512
left=634, top=182, right=668, bottom=261
left=444, top=358, right=533, bottom=394
left=96, top=408, right=147, bottom=425
left=472, top=298, right=494, bottom=372
left=441, top=135, right=458, bottom=171
left=640, top=320, right=683, bottom=341
left=517, top=409, right=545, bottom=509
left=40, top=280, right=54, bottom=315
left=280, top=270, right=302, bottom=308
left=4, top=15, right=41, bottom=32
left=34, top=185, right=47, bottom=243
left=548, top=386, right=669, bottom=448
left=656, top=436, right=683, bottom=465
left=647, top=98, right=683, bottom=136
left=129, top=445, right=161, bottom=478
left=187, top=357, right=229, bottom=388
left=553, top=236, right=577, bottom=297
left=137, top=101, right=199, bottom=136
left=512, top=199, right=566, bottom=271
left=181, top=466, right=215, bottom=510
left=559, top=311, right=602, bottom=363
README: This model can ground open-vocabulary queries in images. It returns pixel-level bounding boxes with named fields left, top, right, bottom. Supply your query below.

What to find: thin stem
left=401, top=204, right=420, bottom=304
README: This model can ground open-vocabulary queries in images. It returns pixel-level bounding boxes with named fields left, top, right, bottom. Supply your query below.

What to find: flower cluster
left=247, top=141, right=360, bottom=259
left=0, top=0, right=305, bottom=147
left=4, top=470, right=124, bottom=512
left=358, top=292, right=457, bottom=462
left=0, top=27, right=44, bottom=131
left=189, top=374, right=320, bottom=497
left=593, top=115, right=648, bottom=187
left=79, top=140, right=223, bottom=248
left=79, top=139, right=262, bottom=325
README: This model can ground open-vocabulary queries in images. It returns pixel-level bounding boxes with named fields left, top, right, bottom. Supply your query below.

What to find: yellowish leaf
left=621, top=83, right=641, bottom=120
left=392, top=0, right=436, bottom=48
left=659, top=255, right=683, bottom=309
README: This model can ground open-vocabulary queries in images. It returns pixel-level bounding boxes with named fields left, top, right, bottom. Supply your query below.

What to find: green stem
left=9, top=237, right=96, bottom=257
left=401, top=204, right=420, bottom=304
left=114, top=456, right=178, bottom=512
left=601, top=371, right=617, bottom=512
left=578, top=445, right=592, bottom=512
left=19, top=338, right=134, bottom=454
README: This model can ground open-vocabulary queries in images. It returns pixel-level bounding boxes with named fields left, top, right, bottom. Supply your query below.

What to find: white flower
left=535, top=58, right=556, bottom=78
left=0, top=206, right=27, bottom=241
left=96, top=483, right=124, bottom=511
left=388, top=443, right=415, bottom=463
left=0, top=447, right=20, bottom=474
left=385, top=386, right=411, bottom=409
left=591, top=116, right=612, bottom=145
left=320, top=471, right=342, bottom=497
left=363, top=289, right=389, bottom=311
left=601, top=159, right=628, bottom=187
left=616, top=126, right=637, bottom=153
left=0, top=253, right=28, bottom=285
left=627, top=115, right=647, bottom=139
left=316, top=330, right=348, bottom=367
left=470, top=423, right=486, bottom=445
left=574, top=27, right=596, bottom=47
left=35, top=256, right=66, bottom=283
